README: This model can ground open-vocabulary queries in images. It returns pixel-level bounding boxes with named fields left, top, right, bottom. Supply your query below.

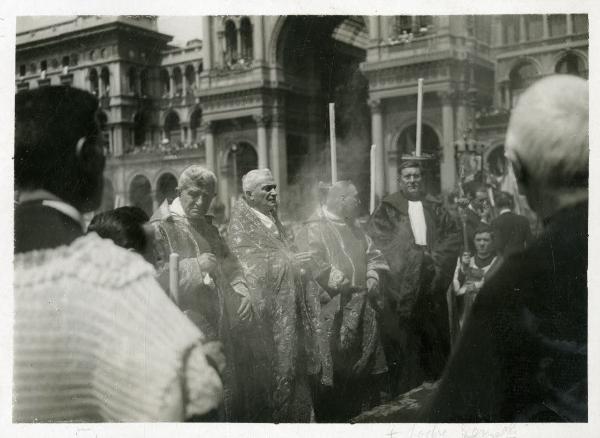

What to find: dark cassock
left=153, top=197, right=248, bottom=420
left=366, top=161, right=462, bottom=396
left=424, top=201, right=587, bottom=422
left=300, top=204, right=390, bottom=421
left=227, top=197, right=323, bottom=422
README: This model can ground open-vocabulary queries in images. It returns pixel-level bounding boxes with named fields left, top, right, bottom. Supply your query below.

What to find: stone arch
left=269, top=15, right=370, bottom=66
left=223, top=141, right=259, bottom=197
left=128, top=174, right=153, bottom=216
left=554, top=50, right=588, bottom=77
left=501, top=56, right=543, bottom=82
left=185, top=64, right=196, bottom=90
left=88, top=68, right=99, bottom=96
left=132, top=111, right=149, bottom=146
left=240, top=16, right=253, bottom=60
left=189, top=108, right=203, bottom=143
left=160, top=68, right=170, bottom=96
left=100, top=66, right=110, bottom=96
left=173, top=66, right=183, bottom=95
left=155, top=172, right=178, bottom=205
left=163, top=110, right=181, bottom=145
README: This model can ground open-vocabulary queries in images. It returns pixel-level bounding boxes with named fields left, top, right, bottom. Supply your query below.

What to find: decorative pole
left=370, top=144, right=376, bottom=214
left=169, top=252, right=180, bottom=305
left=329, top=102, right=337, bottom=184
left=415, top=78, right=424, bottom=157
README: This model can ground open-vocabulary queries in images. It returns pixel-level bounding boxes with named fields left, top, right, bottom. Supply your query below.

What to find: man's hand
left=197, top=253, right=217, bottom=274
left=294, top=251, right=313, bottom=264
left=237, top=296, right=253, bottom=321
left=461, top=252, right=472, bottom=268
left=328, top=267, right=350, bottom=293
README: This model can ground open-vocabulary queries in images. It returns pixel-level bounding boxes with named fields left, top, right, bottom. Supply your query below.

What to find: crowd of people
left=13, top=73, right=588, bottom=423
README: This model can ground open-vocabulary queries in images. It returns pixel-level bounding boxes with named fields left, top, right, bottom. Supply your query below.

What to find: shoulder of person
left=47, top=233, right=156, bottom=289
left=380, top=191, right=409, bottom=213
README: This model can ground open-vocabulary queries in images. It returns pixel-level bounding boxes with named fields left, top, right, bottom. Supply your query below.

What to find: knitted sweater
left=13, top=233, right=222, bottom=422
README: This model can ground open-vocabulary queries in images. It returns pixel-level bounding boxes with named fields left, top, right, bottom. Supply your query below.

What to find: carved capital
left=368, top=99, right=382, bottom=114
left=437, top=90, right=455, bottom=106
left=201, top=120, right=215, bottom=134
left=253, top=114, right=271, bottom=128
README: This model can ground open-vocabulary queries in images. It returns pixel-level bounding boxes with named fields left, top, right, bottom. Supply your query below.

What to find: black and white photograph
left=1, top=1, right=597, bottom=436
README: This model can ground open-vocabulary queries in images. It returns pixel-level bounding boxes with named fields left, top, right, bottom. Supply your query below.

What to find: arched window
left=89, top=69, right=99, bottom=96
left=224, top=20, right=238, bottom=65
left=133, top=112, right=147, bottom=146
left=185, top=65, right=196, bottom=92
left=40, top=60, right=47, bottom=72
left=240, top=17, right=253, bottom=61
left=128, top=67, right=137, bottom=95
left=156, top=173, right=178, bottom=205
left=100, top=67, right=110, bottom=96
left=555, top=53, right=586, bottom=78
left=173, top=67, right=183, bottom=96
left=164, top=111, right=181, bottom=145
left=190, top=109, right=202, bottom=143
left=396, top=124, right=441, bottom=194
left=97, top=111, right=110, bottom=154
left=129, top=175, right=153, bottom=217
left=160, top=69, right=170, bottom=96
left=140, top=69, right=149, bottom=96
left=509, top=62, right=538, bottom=106
left=62, top=56, right=70, bottom=68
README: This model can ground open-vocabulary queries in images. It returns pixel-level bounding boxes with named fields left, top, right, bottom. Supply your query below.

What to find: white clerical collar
left=169, top=197, right=186, bottom=216
left=18, top=189, right=85, bottom=231
left=499, top=208, right=511, bottom=215
left=322, top=206, right=343, bottom=222
left=250, top=206, right=277, bottom=232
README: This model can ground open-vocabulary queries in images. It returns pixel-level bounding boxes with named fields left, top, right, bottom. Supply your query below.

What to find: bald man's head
left=506, top=74, right=588, bottom=190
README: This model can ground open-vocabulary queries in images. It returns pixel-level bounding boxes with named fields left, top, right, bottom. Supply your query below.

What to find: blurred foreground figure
left=491, top=191, right=533, bottom=257
left=152, top=165, right=251, bottom=420
left=367, top=160, right=461, bottom=396
left=228, top=169, right=322, bottom=422
left=303, top=181, right=389, bottom=421
left=426, top=75, right=588, bottom=422
left=14, top=86, right=222, bottom=422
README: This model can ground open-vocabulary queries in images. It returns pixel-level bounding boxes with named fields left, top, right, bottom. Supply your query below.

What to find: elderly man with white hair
left=227, top=169, right=324, bottom=422
left=425, top=74, right=588, bottom=422
left=152, top=165, right=252, bottom=420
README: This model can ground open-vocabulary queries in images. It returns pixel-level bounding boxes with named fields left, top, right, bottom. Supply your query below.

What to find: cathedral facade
left=15, top=15, right=588, bottom=219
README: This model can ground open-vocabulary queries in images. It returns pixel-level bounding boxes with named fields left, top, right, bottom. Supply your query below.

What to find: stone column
left=369, top=99, right=386, bottom=198
left=566, top=14, right=573, bottom=35
left=503, top=83, right=511, bottom=110
left=495, top=16, right=504, bottom=46
left=542, top=15, right=549, bottom=39
left=439, top=91, right=456, bottom=192
left=253, top=16, right=264, bottom=62
left=254, top=114, right=269, bottom=168
left=169, top=70, right=174, bottom=98
left=202, top=16, right=212, bottom=71
left=455, top=91, right=468, bottom=139
left=270, top=115, right=287, bottom=194
left=204, top=121, right=216, bottom=172
left=112, top=124, right=124, bottom=157
left=519, top=16, right=527, bottom=42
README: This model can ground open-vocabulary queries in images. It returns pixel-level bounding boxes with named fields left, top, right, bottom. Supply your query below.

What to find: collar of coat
left=381, top=190, right=441, bottom=215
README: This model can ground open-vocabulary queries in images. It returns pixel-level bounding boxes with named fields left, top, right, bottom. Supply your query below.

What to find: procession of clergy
left=14, top=74, right=587, bottom=423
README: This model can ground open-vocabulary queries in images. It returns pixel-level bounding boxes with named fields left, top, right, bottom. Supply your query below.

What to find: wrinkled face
left=179, top=181, right=216, bottom=220
left=339, top=185, right=360, bottom=219
left=399, top=167, right=422, bottom=199
left=474, top=232, right=493, bottom=257
left=247, top=176, right=278, bottom=215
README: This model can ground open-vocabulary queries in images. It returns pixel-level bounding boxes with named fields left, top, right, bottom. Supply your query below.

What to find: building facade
left=15, top=15, right=588, bottom=219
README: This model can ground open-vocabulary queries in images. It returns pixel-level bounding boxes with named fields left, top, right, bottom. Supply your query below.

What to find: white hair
left=241, top=168, right=274, bottom=193
left=178, top=165, right=217, bottom=190
left=506, top=74, right=588, bottom=188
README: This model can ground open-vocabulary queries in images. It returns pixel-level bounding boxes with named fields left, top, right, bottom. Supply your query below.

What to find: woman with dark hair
left=88, top=206, right=150, bottom=255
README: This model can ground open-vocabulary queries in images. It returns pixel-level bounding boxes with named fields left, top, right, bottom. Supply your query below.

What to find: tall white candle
left=329, top=103, right=337, bottom=184
left=370, top=144, right=376, bottom=214
left=416, top=78, right=424, bottom=157
left=169, top=253, right=180, bottom=305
